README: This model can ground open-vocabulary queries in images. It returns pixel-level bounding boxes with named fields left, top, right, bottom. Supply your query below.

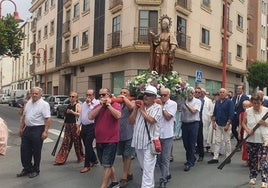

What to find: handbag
left=144, top=118, right=162, bottom=155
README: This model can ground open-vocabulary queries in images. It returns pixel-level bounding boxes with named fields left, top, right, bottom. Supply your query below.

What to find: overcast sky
left=1, top=0, right=31, bottom=22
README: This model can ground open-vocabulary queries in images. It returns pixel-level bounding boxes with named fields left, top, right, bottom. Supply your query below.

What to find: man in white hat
left=129, top=85, right=163, bottom=188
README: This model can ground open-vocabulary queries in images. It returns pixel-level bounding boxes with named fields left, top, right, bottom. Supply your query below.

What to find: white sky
left=1, top=0, right=31, bottom=22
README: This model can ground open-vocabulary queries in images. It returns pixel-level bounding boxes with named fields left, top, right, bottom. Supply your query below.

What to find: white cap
left=142, top=85, right=158, bottom=96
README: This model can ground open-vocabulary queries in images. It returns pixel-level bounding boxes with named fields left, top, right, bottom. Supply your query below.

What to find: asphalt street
left=0, top=104, right=260, bottom=188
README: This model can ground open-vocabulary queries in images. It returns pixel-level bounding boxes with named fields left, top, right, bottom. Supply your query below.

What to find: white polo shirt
left=24, top=98, right=51, bottom=126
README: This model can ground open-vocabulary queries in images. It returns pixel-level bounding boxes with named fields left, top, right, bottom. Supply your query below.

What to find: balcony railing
left=176, top=32, right=191, bottom=51
left=62, top=21, right=71, bottom=38
left=247, top=31, right=253, bottom=47
left=29, top=61, right=35, bottom=75
left=134, top=27, right=158, bottom=45
left=221, top=51, right=232, bottom=65
left=61, top=51, right=70, bottom=65
left=30, top=42, right=36, bottom=53
left=107, top=31, right=122, bottom=50
left=31, top=18, right=37, bottom=32
left=109, top=0, right=123, bottom=13
left=222, top=18, right=233, bottom=34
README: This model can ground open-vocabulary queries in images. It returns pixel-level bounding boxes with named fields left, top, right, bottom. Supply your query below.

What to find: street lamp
left=222, top=0, right=228, bottom=88
left=0, top=0, right=24, bottom=22
left=36, top=45, right=47, bottom=94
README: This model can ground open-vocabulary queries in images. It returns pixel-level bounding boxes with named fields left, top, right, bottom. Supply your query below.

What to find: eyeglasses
left=143, top=93, right=155, bottom=97
left=69, top=95, right=76, bottom=98
left=86, top=94, right=93, bottom=97
left=99, top=93, right=107, bottom=97
left=160, top=94, right=168, bottom=97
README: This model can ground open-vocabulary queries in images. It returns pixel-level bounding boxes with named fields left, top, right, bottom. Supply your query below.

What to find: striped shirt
left=131, top=103, right=162, bottom=149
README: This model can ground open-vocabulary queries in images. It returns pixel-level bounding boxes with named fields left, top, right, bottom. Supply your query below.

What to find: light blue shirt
left=77, top=98, right=99, bottom=125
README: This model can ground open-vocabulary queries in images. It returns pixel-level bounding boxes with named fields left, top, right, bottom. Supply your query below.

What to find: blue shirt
left=213, top=98, right=234, bottom=126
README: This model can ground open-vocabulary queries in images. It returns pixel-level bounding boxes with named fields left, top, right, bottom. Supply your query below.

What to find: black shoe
left=108, top=181, right=119, bottom=188
left=159, top=180, right=167, bottom=188
left=207, top=159, right=219, bottom=164
left=127, top=174, right=133, bottom=182
left=197, top=157, right=203, bottom=162
left=17, top=170, right=29, bottom=177
left=184, top=164, right=191, bottom=171
left=166, top=174, right=172, bottom=181
left=28, top=172, right=39, bottom=178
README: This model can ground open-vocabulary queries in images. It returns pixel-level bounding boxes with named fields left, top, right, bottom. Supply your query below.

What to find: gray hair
left=31, top=87, right=43, bottom=94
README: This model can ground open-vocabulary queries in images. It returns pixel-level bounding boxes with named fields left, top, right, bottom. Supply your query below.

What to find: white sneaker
left=249, top=178, right=256, bottom=185
left=261, top=182, right=268, bottom=188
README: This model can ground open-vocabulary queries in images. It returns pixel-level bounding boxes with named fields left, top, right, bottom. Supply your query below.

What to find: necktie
left=236, top=95, right=240, bottom=105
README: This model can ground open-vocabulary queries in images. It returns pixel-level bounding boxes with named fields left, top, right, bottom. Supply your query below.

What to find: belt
left=82, top=123, right=94, bottom=126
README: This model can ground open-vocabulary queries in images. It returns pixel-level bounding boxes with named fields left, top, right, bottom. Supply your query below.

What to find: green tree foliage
left=247, top=61, right=268, bottom=90
left=0, top=14, right=25, bottom=58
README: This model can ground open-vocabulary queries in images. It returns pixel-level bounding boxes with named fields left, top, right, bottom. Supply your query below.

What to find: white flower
left=151, top=71, right=158, bottom=75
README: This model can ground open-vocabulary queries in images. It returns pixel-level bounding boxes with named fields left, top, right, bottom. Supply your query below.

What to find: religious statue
left=149, top=15, right=178, bottom=75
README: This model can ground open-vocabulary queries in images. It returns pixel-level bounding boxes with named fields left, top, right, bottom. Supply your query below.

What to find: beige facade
left=25, top=0, right=249, bottom=96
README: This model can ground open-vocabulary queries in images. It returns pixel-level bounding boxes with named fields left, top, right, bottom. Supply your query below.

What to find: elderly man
left=181, top=87, right=201, bottom=171
left=129, top=85, right=162, bottom=188
left=17, top=87, right=51, bottom=178
left=208, top=88, right=234, bottom=164
left=89, top=88, right=121, bottom=188
left=157, top=88, right=177, bottom=188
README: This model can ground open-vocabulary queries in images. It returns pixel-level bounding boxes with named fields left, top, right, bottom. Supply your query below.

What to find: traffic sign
left=195, top=70, right=203, bottom=83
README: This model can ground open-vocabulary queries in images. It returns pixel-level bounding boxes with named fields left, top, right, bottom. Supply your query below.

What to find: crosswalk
left=44, top=129, right=65, bottom=143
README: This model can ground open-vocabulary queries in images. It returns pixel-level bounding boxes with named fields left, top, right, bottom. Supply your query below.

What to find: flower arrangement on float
left=127, top=70, right=191, bottom=99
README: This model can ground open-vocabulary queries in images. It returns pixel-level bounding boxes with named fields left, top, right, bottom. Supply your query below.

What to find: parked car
left=46, top=95, right=68, bottom=115
left=42, top=94, right=51, bottom=101
left=0, top=94, right=10, bottom=104
left=56, top=98, right=85, bottom=119
left=8, top=96, right=24, bottom=107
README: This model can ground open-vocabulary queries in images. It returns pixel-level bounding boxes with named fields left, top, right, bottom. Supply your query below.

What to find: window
left=37, top=7, right=42, bottom=19
left=202, top=0, right=210, bottom=7
left=201, top=28, right=210, bottom=45
left=112, top=72, right=124, bottom=95
left=38, top=30, right=41, bottom=41
left=44, top=25, right=48, bottom=37
left=261, top=25, right=265, bottom=38
left=50, top=20, right=54, bottom=34
left=72, top=35, right=78, bottom=49
left=74, top=3, right=79, bottom=18
left=83, top=0, right=89, bottom=12
left=49, top=47, right=54, bottom=60
left=82, top=30, right=89, bottom=46
left=205, top=79, right=221, bottom=97
left=177, top=16, right=187, bottom=49
left=237, top=14, right=243, bottom=28
left=45, top=1, right=49, bottom=12
left=237, top=44, right=242, bottom=58
left=113, top=16, right=120, bottom=32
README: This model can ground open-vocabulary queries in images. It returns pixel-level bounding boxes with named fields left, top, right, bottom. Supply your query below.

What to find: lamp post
left=222, top=0, right=228, bottom=88
left=0, top=0, right=24, bottom=22
left=36, top=45, right=47, bottom=94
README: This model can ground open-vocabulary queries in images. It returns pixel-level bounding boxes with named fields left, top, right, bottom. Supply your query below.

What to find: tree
left=0, top=14, right=25, bottom=58
left=247, top=61, right=268, bottom=90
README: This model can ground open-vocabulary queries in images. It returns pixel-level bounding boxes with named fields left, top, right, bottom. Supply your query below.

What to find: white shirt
left=181, top=97, right=201, bottom=123
left=202, top=96, right=213, bottom=125
left=77, top=98, right=99, bottom=125
left=24, top=98, right=51, bottom=126
left=160, top=99, right=177, bottom=139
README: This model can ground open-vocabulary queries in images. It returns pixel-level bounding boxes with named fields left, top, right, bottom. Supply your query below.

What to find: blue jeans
left=96, top=143, right=117, bottom=167
left=181, top=121, right=199, bottom=166
left=157, top=137, right=173, bottom=181
left=173, top=111, right=182, bottom=138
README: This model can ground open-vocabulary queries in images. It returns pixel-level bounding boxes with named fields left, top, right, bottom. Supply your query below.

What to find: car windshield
left=55, top=97, right=68, bottom=103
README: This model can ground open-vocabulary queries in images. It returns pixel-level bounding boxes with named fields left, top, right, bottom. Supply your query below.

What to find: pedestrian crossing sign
left=195, top=70, right=203, bottom=83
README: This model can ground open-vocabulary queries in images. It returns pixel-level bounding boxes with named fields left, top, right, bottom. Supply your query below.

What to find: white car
left=0, top=94, right=10, bottom=104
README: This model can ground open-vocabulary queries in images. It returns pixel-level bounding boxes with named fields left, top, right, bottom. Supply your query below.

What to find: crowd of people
left=5, top=84, right=268, bottom=188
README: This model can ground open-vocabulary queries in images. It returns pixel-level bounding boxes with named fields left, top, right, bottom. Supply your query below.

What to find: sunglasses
left=143, top=93, right=155, bottom=97
left=99, top=93, right=107, bottom=97
left=69, top=95, right=76, bottom=98
left=86, top=94, right=93, bottom=97
left=160, top=94, right=168, bottom=97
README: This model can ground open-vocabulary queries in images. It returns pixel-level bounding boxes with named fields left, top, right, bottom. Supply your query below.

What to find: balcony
left=31, top=18, right=37, bottom=32
left=175, top=0, right=192, bottom=16
left=134, top=27, right=151, bottom=45
left=247, top=31, right=253, bottom=47
left=176, top=33, right=191, bottom=51
left=29, top=62, right=35, bottom=75
left=107, top=31, right=122, bottom=50
left=247, top=6, right=254, bottom=20
left=221, top=18, right=233, bottom=36
left=63, top=0, right=72, bottom=8
left=221, top=51, right=232, bottom=65
left=62, top=21, right=71, bottom=38
left=135, top=0, right=162, bottom=5
left=109, top=0, right=123, bottom=14
left=30, top=42, right=36, bottom=54
left=61, top=51, right=70, bottom=65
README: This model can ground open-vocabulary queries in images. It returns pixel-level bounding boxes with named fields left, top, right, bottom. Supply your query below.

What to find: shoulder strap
left=144, top=118, right=151, bottom=141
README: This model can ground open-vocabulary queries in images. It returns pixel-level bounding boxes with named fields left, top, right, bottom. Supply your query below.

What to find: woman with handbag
left=129, top=85, right=162, bottom=188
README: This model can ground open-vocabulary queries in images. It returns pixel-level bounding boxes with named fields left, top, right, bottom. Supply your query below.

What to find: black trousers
left=21, top=126, right=44, bottom=173
left=80, top=124, right=97, bottom=167
left=196, top=121, right=204, bottom=157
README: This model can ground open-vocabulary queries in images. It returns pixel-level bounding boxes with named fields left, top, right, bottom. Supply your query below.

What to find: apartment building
left=26, top=0, right=248, bottom=96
